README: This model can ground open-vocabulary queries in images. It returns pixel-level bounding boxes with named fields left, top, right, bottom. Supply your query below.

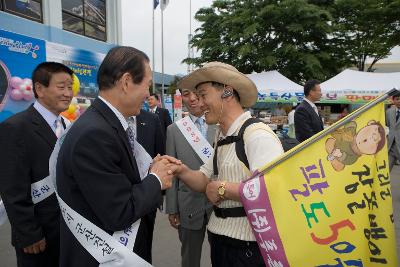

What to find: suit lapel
left=394, top=109, right=400, bottom=127
left=303, top=101, right=324, bottom=129
left=92, top=99, right=139, bottom=182
left=136, top=114, right=145, bottom=143
left=29, top=105, right=57, bottom=148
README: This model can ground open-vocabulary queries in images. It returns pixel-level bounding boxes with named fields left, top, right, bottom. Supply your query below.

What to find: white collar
left=304, top=98, right=318, bottom=113
left=33, top=101, right=60, bottom=130
left=304, top=97, right=317, bottom=108
left=220, top=111, right=251, bottom=138
left=98, top=96, right=129, bottom=130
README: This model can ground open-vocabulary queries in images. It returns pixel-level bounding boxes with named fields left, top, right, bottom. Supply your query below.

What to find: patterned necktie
left=54, top=118, right=63, bottom=138
left=396, top=110, right=400, bottom=122
left=126, top=117, right=136, bottom=151
left=195, top=117, right=207, bottom=137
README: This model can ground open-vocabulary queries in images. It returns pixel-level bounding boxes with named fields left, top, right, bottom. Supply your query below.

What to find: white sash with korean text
left=131, top=140, right=153, bottom=181
left=49, top=127, right=152, bottom=267
left=175, top=116, right=213, bottom=164
left=31, top=175, right=55, bottom=204
left=0, top=175, right=55, bottom=226
left=111, top=138, right=152, bottom=249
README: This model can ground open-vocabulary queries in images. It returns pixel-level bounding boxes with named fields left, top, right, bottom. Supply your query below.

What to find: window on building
left=62, top=0, right=106, bottom=42
left=1, top=0, right=43, bottom=23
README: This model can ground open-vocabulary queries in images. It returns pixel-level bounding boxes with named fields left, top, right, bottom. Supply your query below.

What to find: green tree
left=167, top=75, right=182, bottom=95
left=184, top=0, right=341, bottom=83
left=184, top=0, right=400, bottom=83
left=332, top=0, right=400, bottom=71
left=258, top=0, right=340, bottom=82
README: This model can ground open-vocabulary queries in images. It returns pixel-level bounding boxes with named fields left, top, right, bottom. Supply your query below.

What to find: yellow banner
left=240, top=102, right=397, bottom=266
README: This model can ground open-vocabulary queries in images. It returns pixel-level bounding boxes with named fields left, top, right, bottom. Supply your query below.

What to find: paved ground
left=0, top=207, right=211, bottom=267
left=0, top=166, right=399, bottom=266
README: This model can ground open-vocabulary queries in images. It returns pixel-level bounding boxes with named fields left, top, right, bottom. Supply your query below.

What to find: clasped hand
left=149, top=154, right=182, bottom=190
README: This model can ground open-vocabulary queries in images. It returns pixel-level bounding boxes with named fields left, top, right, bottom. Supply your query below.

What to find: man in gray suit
left=386, top=91, right=400, bottom=170
left=165, top=88, right=216, bottom=267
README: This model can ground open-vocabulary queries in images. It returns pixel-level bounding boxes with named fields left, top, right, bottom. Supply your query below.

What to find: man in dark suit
left=136, top=109, right=166, bottom=157
left=56, top=46, right=179, bottom=266
left=294, top=79, right=324, bottom=143
left=134, top=109, right=165, bottom=263
left=386, top=91, right=400, bottom=170
left=147, top=93, right=172, bottom=135
left=0, top=62, right=74, bottom=267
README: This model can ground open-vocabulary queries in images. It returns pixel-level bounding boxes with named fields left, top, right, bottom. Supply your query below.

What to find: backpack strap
left=235, top=118, right=262, bottom=171
left=212, top=118, right=262, bottom=176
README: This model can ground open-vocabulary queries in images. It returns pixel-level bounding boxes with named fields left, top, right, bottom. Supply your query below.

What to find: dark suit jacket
left=57, top=98, right=162, bottom=266
left=137, top=110, right=165, bottom=157
left=0, top=105, right=60, bottom=249
left=294, top=100, right=324, bottom=143
left=135, top=109, right=165, bottom=263
left=154, top=106, right=172, bottom=136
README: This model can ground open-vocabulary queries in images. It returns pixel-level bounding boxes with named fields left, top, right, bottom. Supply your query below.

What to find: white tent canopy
left=321, top=69, right=400, bottom=92
left=247, top=69, right=400, bottom=104
left=247, top=70, right=302, bottom=93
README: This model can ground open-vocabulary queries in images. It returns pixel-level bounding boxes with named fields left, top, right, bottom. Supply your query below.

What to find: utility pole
left=187, top=0, right=194, bottom=73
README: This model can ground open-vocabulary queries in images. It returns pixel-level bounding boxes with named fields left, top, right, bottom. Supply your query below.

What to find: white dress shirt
left=150, top=107, right=157, bottom=113
left=304, top=97, right=319, bottom=116
left=33, top=101, right=63, bottom=135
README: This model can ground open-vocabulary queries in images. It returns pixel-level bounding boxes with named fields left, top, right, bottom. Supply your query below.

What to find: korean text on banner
left=240, top=102, right=397, bottom=266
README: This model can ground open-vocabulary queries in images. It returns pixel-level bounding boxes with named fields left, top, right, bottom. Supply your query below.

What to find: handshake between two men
left=149, top=154, right=235, bottom=205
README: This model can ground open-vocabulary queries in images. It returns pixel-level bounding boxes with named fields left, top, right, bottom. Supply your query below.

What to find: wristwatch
left=218, top=181, right=227, bottom=200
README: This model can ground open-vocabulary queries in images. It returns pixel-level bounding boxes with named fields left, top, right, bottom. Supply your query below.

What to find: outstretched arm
left=174, top=164, right=209, bottom=193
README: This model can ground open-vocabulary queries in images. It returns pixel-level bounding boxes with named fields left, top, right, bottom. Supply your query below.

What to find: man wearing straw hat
left=173, top=62, right=284, bottom=266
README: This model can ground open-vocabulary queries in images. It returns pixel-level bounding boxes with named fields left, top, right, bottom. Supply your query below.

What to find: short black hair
left=32, top=62, right=73, bottom=98
left=304, top=79, right=321, bottom=96
left=393, top=90, right=400, bottom=98
left=97, top=46, right=149, bottom=91
left=149, top=93, right=159, bottom=100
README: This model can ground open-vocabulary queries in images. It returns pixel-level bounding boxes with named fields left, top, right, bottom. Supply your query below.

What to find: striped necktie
left=126, top=117, right=136, bottom=150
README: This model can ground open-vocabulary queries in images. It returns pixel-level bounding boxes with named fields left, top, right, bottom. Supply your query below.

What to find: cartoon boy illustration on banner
left=325, top=120, right=386, bottom=171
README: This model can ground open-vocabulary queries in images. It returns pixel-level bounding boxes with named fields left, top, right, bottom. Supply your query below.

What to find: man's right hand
left=150, top=155, right=182, bottom=190
left=168, top=213, right=180, bottom=229
left=23, top=238, right=46, bottom=254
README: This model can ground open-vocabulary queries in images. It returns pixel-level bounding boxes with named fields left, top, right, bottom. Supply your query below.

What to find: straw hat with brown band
left=178, top=62, right=258, bottom=108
